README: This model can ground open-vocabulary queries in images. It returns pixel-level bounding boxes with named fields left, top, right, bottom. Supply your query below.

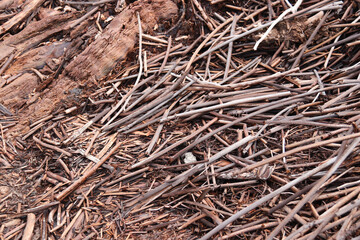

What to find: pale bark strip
left=22, top=213, right=36, bottom=240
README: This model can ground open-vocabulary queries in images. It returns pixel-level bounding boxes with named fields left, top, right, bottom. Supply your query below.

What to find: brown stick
left=33, top=136, right=72, bottom=157
left=56, top=140, right=122, bottom=201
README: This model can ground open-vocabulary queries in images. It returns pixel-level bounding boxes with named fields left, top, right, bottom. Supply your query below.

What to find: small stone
left=183, top=152, right=197, bottom=164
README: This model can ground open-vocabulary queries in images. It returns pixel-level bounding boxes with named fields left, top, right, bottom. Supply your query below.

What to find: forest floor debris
left=1, top=0, right=360, bottom=239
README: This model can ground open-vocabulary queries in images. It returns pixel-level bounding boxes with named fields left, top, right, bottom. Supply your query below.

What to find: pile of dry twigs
left=1, top=0, right=360, bottom=239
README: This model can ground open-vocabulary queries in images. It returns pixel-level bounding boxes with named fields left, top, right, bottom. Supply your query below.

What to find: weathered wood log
left=0, top=0, right=178, bottom=133
left=64, top=0, right=178, bottom=81
left=0, top=0, right=46, bottom=35
left=0, top=12, right=74, bottom=62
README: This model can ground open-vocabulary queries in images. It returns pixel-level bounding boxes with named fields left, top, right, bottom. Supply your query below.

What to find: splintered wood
left=1, top=0, right=360, bottom=239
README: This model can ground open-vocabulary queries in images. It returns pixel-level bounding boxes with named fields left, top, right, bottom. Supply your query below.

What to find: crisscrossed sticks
left=120, top=77, right=195, bottom=132
left=102, top=61, right=186, bottom=132
left=179, top=127, right=360, bottom=189
left=291, top=10, right=330, bottom=68
left=267, top=135, right=360, bottom=240
left=55, top=140, right=122, bottom=201
left=284, top=186, right=360, bottom=239
left=162, top=91, right=292, bottom=122
left=130, top=117, right=218, bottom=169
left=239, top=131, right=360, bottom=175
left=200, top=156, right=339, bottom=240
left=196, top=0, right=335, bottom=61
left=127, top=135, right=255, bottom=209
left=170, top=84, right=356, bottom=161
left=185, top=16, right=234, bottom=72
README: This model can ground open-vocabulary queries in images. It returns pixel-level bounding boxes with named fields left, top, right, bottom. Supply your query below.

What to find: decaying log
left=0, top=0, right=46, bottom=35
left=0, top=10, right=74, bottom=62
left=64, top=0, right=178, bottom=81
left=27, top=0, right=177, bottom=123
left=0, top=0, right=178, bottom=132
